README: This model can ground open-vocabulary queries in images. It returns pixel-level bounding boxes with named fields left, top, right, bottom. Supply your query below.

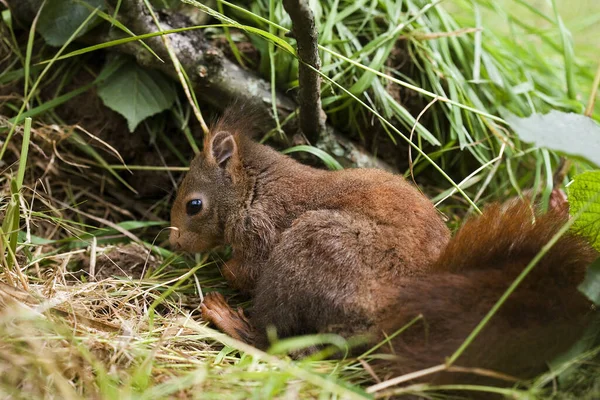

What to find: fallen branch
left=6, top=0, right=395, bottom=171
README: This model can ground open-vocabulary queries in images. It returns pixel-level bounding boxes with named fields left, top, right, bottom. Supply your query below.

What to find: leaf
left=505, top=110, right=600, bottom=167
left=97, top=57, right=177, bottom=132
left=578, top=257, right=600, bottom=305
left=566, top=171, right=600, bottom=251
left=37, top=0, right=105, bottom=46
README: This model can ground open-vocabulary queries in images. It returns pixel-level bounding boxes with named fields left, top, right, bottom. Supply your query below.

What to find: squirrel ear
left=209, top=130, right=237, bottom=168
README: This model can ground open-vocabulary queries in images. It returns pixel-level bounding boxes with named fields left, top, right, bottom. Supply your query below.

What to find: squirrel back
left=170, top=105, right=450, bottom=292
left=374, top=200, right=598, bottom=384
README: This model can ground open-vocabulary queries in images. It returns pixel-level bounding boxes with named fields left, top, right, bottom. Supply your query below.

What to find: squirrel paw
left=201, top=292, right=254, bottom=344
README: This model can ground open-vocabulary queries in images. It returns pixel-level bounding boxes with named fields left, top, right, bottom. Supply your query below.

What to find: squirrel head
left=169, top=103, right=273, bottom=253
left=169, top=125, right=246, bottom=253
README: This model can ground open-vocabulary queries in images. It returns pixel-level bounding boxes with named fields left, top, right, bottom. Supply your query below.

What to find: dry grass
left=0, top=127, right=375, bottom=399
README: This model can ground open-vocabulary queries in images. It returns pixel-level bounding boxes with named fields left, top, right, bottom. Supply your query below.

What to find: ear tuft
left=210, top=130, right=237, bottom=167
left=210, top=101, right=273, bottom=140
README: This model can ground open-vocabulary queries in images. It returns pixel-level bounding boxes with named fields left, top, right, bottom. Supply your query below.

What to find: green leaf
left=578, top=257, right=600, bottom=305
left=97, top=57, right=177, bottom=132
left=505, top=110, right=600, bottom=167
left=567, top=171, right=600, bottom=251
left=37, top=0, right=105, bottom=46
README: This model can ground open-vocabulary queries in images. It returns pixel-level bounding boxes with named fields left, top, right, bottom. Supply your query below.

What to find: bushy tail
left=375, top=200, right=598, bottom=384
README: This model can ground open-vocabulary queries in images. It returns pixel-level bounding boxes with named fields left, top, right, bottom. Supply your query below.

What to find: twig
left=282, top=0, right=325, bottom=143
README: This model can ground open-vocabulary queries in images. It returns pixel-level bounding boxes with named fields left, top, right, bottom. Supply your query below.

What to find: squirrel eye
left=186, top=199, right=203, bottom=216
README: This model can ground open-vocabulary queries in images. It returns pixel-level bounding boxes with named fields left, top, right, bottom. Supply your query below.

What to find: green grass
left=450, top=0, right=600, bottom=59
left=1, top=0, right=600, bottom=398
left=217, top=0, right=600, bottom=211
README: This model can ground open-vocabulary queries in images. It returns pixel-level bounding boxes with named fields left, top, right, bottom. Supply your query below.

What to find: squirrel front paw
left=201, top=292, right=255, bottom=344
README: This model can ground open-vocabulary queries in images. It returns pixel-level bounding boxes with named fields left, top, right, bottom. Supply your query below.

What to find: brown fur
left=170, top=106, right=598, bottom=389
left=373, top=202, right=598, bottom=384
left=170, top=105, right=450, bottom=342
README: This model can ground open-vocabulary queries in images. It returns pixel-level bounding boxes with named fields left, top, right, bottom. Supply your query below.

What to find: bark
left=282, top=0, right=325, bottom=143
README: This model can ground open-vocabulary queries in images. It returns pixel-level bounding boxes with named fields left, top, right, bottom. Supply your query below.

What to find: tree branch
left=5, top=0, right=394, bottom=172
left=282, top=0, right=325, bottom=144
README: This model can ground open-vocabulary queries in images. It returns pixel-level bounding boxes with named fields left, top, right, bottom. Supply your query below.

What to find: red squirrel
left=169, top=105, right=598, bottom=386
